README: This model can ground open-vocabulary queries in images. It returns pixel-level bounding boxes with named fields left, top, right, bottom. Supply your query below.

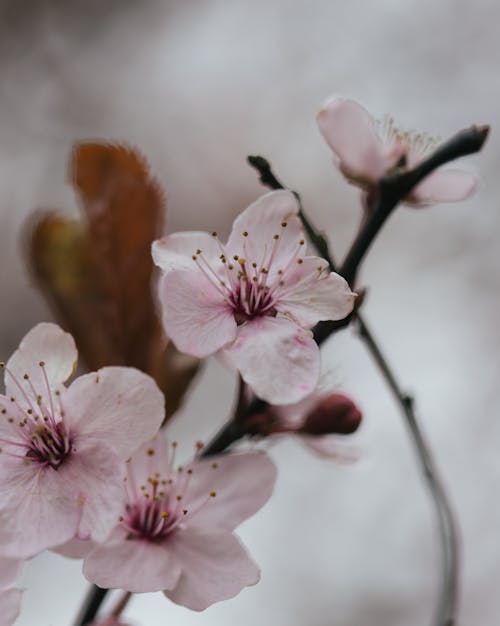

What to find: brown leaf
left=26, top=213, right=117, bottom=369
left=71, top=143, right=165, bottom=371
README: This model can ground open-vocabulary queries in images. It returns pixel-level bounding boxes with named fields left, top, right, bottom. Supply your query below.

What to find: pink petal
left=226, top=191, right=304, bottom=279
left=159, top=269, right=237, bottom=357
left=224, top=316, right=320, bottom=404
left=52, top=537, right=95, bottom=559
left=152, top=232, right=220, bottom=272
left=411, top=168, right=478, bottom=205
left=185, top=452, right=276, bottom=532
left=276, top=261, right=355, bottom=326
left=298, top=434, right=359, bottom=461
left=63, top=366, right=164, bottom=460
left=0, top=459, right=80, bottom=558
left=5, top=323, right=77, bottom=403
left=83, top=529, right=182, bottom=593
left=0, top=559, right=21, bottom=590
left=57, top=441, right=125, bottom=543
left=165, top=529, right=260, bottom=611
left=0, top=589, right=22, bottom=626
left=317, top=97, right=387, bottom=182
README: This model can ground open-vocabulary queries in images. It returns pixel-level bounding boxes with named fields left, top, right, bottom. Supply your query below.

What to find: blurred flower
left=0, top=557, right=22, bottom=626
left=152, top=190, right=355, bottom=404
left=83, top=436, right=277, bottom=611
left=249, top=391, right=362, bottom=459
left=0, top=589, right=22, bottom=626
left=317, top=97, right=478, bottom=207
left=0, top=323, right=164, bottom=558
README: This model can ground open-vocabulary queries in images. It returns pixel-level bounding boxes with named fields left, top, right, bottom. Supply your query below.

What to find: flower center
left=0, top=361, right=72, bottom=470
left=376, top=114, right=440, bottom=162
left=121, top=443, right=217, bottom=543
left=191, top=227, right=308, bottom=324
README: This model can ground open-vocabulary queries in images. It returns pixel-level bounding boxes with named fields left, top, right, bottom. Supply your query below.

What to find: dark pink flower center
left=121, top=443, right=217, bottom=543
left=191, top=227, right=313, bottom=324
left=0, top=361, right=72, bottom=470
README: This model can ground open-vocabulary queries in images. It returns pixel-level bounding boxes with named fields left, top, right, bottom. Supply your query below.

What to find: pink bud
left=299, top=393, right=362, bottom=436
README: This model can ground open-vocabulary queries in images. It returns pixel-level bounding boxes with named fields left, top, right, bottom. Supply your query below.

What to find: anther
left=212, top=231, right=218, bottom=237
left=160, top=512, right=169, bottom=519
left=23, top=374, right=29, bottom=380
left=196, top=249, right=202, bottom=254
left=281, top=222, right=287, bottom=228
left=211, top=463, right=218, bottom=469
left=183, top=509, right=188, bottom=515
left=297, top=259, right=303, bottom=264
left=273, top=234, right=279, bottom=240
left=39, top=361, right=45, bottom=367
left=299, top=239, right=305, bottom=245
left=210, top=491, right=216, bottom=498
left=233, top=255, right=239, bottom=261
left=242, top=231, right=248, bottom=237
left=176, top=495, right=182, bottom=501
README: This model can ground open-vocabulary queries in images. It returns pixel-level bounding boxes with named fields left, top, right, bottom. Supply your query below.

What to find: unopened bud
left=299, top=393, right=362, bottom=436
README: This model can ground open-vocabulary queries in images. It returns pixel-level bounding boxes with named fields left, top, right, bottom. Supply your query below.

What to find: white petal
left=317, top=97, right=387, bottom=182
left=5, top=323, right=77, bottom=405
left=411, top=168, right=478, bottom=205
left=224, top=316, right=320, bottom=404
left=159, top=269, right=237, bottom=358
left=277, top=269, right=355, bottom=326
left=152, top=232, right=220, bottom=272
left=165, top=529, right=260, bottom=611
left=63, top=367, right=164, bottom=460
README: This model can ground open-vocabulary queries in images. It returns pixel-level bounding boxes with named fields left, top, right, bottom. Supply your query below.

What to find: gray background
left=1, top=1, right=498, bottom=625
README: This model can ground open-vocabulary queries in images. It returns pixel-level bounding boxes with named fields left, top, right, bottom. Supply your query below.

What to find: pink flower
left=152, top=191, right=355, bottom=404
left=83, top=436, right=277, bottom=611
left=0, top=558, right=22, bottom=626
left=317, top=97, right=478, bottom=207
left=0, top=323, right=164, bottom=558
left=262, top=391, right=362, bottom=459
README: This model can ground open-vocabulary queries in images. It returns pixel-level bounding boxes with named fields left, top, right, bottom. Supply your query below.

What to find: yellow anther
left=238, top=258, right=246, bottom=266
left=176, top=495, right=182, bottom=501
left=160, top=512, right=169, bottom=519
left=299, top=239, right=305, bottom=245
left=210, top=491, right=217, bottom=498
left=252, top=276, right=258, bottom=282
left=211, top=463, right=218, bottom=469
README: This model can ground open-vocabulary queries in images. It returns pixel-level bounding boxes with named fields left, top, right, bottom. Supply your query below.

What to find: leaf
left=71, top=142, right=165, bottom=371
left=26, top=213, right=117, bottom=369
left=27, top=143, right=201, bottom=424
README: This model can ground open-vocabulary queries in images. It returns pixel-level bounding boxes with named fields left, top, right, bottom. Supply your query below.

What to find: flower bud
left=299, top=393, right=362, bottom=436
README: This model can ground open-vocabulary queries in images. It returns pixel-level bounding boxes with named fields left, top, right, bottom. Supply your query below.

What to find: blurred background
left=1, top=0, right=499, bottom=624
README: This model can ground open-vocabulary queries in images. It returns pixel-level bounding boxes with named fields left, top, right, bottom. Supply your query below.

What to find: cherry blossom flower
left=83, top=436, right=277, bottom=611
left=317, top=97, right=478, bottom=207
left=0, top=557, right=22, bottom=626
left=250, top=390, right=362, bottom=460
left=0, top=323, right=164, bottom=559
left=152, top=190, right=355, bottom=404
